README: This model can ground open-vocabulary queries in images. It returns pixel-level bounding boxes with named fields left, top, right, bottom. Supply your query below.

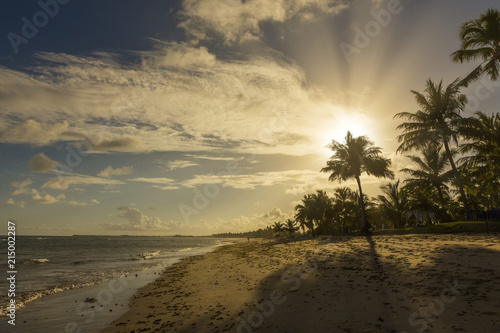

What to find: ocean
left=0, top=235, right=231, bottom=318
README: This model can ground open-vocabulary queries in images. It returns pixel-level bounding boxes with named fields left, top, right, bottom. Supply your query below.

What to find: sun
left=318, top=111, right=376, bottom=157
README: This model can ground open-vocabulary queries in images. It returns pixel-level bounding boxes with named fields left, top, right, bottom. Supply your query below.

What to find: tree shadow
left=232, top=235, right=500, bottom=332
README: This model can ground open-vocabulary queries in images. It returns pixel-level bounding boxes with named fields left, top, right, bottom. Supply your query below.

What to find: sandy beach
left=99, top=234, right=500, bottom=332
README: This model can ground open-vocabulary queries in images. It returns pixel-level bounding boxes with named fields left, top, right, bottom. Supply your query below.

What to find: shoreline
left=101, top=234, right=500, bottom=332
left=0, top=240, right=235, bottom=332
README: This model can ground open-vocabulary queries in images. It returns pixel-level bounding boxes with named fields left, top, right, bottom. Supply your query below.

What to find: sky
left=1, top=0, right=499, bottom=236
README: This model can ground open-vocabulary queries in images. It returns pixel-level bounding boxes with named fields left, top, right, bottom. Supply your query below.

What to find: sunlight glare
left=319, top=110, right=376, bottom=158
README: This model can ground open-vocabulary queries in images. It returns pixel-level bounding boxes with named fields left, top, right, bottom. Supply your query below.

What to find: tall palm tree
left=376, top=180, right=411, bottom=228
left=394, top=78, right=469, bottom=213
left=321, top=131, right=394, bottom=234
left=295, top=196, right=314, bottom=235
left=451, top=8, right=500, bottom=86
left=400, top=145, right=453, bottom=220
left=459, top=112, right=500, bottom=210
left=459, top=112, right=500, bottom=178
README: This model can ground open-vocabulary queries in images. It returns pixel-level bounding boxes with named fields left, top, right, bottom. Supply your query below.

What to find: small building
left=405, top=210, right=436, bottom=227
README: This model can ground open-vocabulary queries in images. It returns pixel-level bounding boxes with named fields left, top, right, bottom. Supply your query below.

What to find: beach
left=100, top=234, right=500, bottom=332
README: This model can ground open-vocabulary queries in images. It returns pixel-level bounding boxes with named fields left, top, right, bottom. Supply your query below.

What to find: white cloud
left=185, top=154, right=240, bottom=161
left=97, top=165, right=134, bottom=177
left=152, top=185, right=181, bottom=191
left=91, top=199, right=100, bottom=205
left=142, top=41, right=217, bottom=68
left=68, top=200, right=88, bottom=206
left=31, top=189, right=65, bottom=204
left=42, top=174, right=124, bottom=190
left=101, top=205, right=291, bottom=235
left=28, top=153, right=58, bottom=172
left=129, top=177, right=176, bottom=184
left=162, top=160, right=199, bottom=171
left=0, top=120, right=70, bottom=146
left=11, top=178, right=32, bottom=196
left=6, top=198, right=25, bottom=208
left=0, top=46, right=341, bottom=156
left=108, top=206, right=173, bottom=231
left=180, top=169, right=325, bottom=190
left=179, top=0, right=349, bottom=43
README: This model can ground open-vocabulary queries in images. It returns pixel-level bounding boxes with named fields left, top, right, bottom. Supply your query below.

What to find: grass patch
left=373, top=220, right=500, bottom=235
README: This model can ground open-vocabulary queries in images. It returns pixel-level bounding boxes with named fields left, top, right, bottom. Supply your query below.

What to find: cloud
left=0, top=44, right=341, bottom=156
left=91, top=199, right=100, bottom=205
left=0, top=120, right=70, bottom=146
left=185, top=154, right=240, bottom=161
left=129, top=177, right=176, bottom=184
left=91, top=136, right=145, bottom=152
left=262, top=206, right=288, bottom=221
left=28, top=153, right=58, bottom=172
left=101, top=205, right=291, bottom=235
left=31, top=189, right=65, bottom=204
left=68, top=200, right=87, bottom=206
left=97, top=165, right=134, bottom=177
left=179, top=0, right=349, bottom=43
left=11, top=178, right=32, bottom=195
left=162, top=160, right=199, bottom=171
left=180, top=169, right=325, bottom=190
left=6, top=198, right=25, bottom=208
left=142, top=41, right=216, bottom=68
left=42, top=174, right=124, bottom=190
left=107, top=206, right=173, bottom=231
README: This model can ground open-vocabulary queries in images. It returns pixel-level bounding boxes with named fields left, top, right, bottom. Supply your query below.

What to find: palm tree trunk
left=443, top=140, right=469, bottom=214
left=436, top=185, right=448, bottom=222
left=356, top=176, right=370, bottom=234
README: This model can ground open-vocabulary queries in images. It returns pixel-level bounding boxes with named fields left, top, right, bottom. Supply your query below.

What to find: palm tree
left=295, top=196, right=314, bottom=235
left=400, top=145, right=453, bottom=221
left=321, top=131, right=394, bottom=234
left=459, top=112, right=500, bottom=210
left=284, top=219, right=299, bottom=236
left=333, top=187, right=356, bottom=233
left=395, top=79, right=469, bottom=213
left=294, top=190, right=333, bottom=236
left=459, top=112, right=500, bottom=178
left=272, top=221, right=285, bottom=236
left=451, top=8, right=500, bottom=86
left=376, top=180, right=411, bottom=228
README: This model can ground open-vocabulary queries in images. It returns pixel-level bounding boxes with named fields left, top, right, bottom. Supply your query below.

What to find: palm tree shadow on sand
left=228, top=236, right=500, bottom=333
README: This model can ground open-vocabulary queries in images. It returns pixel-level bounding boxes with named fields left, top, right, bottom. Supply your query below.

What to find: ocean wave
left=22, top=258, right=50, bottom=264
left=177, top=247, right=192, bottom=252
left=140, top=250, right=161, bottom=260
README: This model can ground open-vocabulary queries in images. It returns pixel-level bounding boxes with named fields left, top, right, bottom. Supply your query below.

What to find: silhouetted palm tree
left=400, top=145, right=453, bottom=220
left=395, top=79, right=469, bottom=213
left=376, top=180, right=411, bottom=228
left=459, top=112, right=500, bottom=177
left=295, top=196, right=313, bottom=235
left=284, top=219, right=299, bottom=236
left=321, top=131, right=394, bottom=234
left=459, top=112, right=500, bottom=209
left=272, top=221, right=285, bottom=236
left=294, top=190, right=333, bottom=236
left=333, top=187, right=356, bottom=233
left=451, top=8, right=500, bottom=86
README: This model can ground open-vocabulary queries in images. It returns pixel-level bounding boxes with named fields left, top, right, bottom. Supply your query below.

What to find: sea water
left=0, top=235, right=231, bottom=318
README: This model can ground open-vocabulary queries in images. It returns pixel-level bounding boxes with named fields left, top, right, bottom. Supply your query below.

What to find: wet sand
left=100, top=234, right=500, bottom=332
